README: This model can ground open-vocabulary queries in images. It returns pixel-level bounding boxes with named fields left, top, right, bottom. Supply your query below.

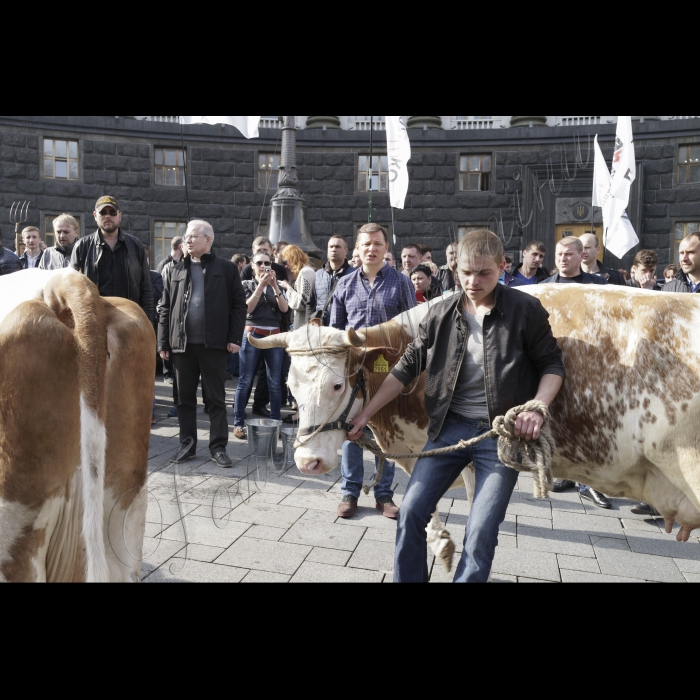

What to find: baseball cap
left=95, top=196, right=120, bottom=213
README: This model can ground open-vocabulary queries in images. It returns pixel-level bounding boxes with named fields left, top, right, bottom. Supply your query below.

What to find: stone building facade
left=1, top=115, right=699, bottom=272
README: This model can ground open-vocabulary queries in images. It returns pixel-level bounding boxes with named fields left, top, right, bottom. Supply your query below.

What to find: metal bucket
left=246, top=419, right=282, bottom=462
left=280, top=426, right=298, bottom=471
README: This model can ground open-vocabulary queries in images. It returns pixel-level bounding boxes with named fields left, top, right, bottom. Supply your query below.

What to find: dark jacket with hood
left=157, top=251, right=247, bottom=354
left=0, top=247, right=22, bottom=276
left=70, top=229, right=154, bottom=321
left=391, top=287, right=565, bottom=441
left=663, top=268, right=700, bottom=294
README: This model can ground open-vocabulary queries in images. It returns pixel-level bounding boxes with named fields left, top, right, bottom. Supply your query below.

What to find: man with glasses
left=71, top=196, right=154, bottom=322
left=158, top=220, right=247, bottom=467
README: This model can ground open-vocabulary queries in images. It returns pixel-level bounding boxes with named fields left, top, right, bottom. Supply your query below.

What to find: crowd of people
left=1, top=194, right=699, bottom=582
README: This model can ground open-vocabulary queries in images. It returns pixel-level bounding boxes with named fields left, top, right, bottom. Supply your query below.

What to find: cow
left=0, top=268, right=155, bottom=582
left=249, top=285, right=700, bottom=552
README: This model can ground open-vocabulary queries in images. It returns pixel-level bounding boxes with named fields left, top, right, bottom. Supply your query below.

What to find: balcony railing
left=353, top=119, right=386, bottom=131
left=557, top=116, right=601, bottom=126
left=453, top=119, right=495, bottom=129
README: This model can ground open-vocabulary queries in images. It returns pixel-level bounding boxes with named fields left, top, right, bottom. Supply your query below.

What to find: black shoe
left=552, top=479, right=577, bottom=493
left=212, top=451, right=233, bottom=468
left=171, top=439, right=196, bottom=464
left=168, top=406, right=178, bottom=418
left=252, top=406, right=271, bottom=418
left=581, top=488, right=612, bottom=509
left=631, top=502, right=660, bottom=517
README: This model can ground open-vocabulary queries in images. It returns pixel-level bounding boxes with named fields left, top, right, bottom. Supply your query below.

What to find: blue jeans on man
left=395, top=412, right=518, bottom=583
left=233, top=334, right=284, bottom=426
left=340, top=428, right=396, bottom=501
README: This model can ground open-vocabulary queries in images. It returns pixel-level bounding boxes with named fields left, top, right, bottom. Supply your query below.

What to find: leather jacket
left=392, top=287, right=565, bottom=440
left=0, top=247, right=22, bottom=275
left=70, top=229, right=154, bottom=321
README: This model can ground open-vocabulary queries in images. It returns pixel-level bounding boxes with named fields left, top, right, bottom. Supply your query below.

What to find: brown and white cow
left=250, top=285, right=700, bottom=544
left=0, top=268, right=155, bottom=582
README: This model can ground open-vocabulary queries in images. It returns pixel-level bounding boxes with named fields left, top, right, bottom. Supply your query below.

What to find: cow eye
left=333, top=383, right=343, bottom=391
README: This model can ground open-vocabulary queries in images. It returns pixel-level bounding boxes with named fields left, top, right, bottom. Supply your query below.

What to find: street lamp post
left=268, top=115, right=323, bottom=261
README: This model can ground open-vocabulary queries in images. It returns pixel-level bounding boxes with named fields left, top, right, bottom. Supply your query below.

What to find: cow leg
left=104, top=485, right=147, bottom=583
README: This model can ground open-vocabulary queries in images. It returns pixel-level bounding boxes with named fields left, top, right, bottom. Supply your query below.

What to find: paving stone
left=492, top=548, right=561, bottom=582
left=552, top=510, right=626, bottom=539
left=622, top=518, right=663, bottom=533
left=172, top=544, right=226, bottom=563
left=298, top=509, right=338, bottom=524
left=145, top=560, right=248, bottom=583
left=560, top=569, right=645, bottom=583
left=493, top=574, right=517, bottom=583
left=548, top=491, right=587, bottom=514
left=506, top=492, right=552, bottom=519
left=518, top=577, right=556, bottom=583
left=278, top=490, right=342, bottom=512
left=625, top=530, right=700, bottom=561
left=581, top=498, right=651, bottom=520
left=291, top=562, right=384, bottom=583
left=241, top=570, right=291, bottom=583
left=160, top=515, right=251, bottom=548
left=673, top=558, right=700, bottom=574
left=363, top=528, right=396, bottom=543
left=497, top=534, right=517, bottom=549
left=244, top=525, right=288, bottom=541
left=589, top=535, right=630, bottom=551
left=248, top=490, right=288, bottom=505
left=282, top=520, right=364, bottom=551
left=306, top=547, right=352, bottom=567
left=683, top=573, right=700, bottom=583
left=141, top=537, right=187, bottom=575
left=517, top=524, right=595, bottom=558
left=557, top=554, right=600, bottom=574
left=217, top=537, right=312, bottom=575
left=144, top=522, right=164, bottom=538
left=334, top=509, right=398, bottom=531
left=594, top=546, right=686, bottom=583
left=188, top=505, right=236, bottom=523
left=518, top=515, right=552, bottom=529
left=228, top=501, right=306, bottom=529
left=347, top=540, right=395, bottom=573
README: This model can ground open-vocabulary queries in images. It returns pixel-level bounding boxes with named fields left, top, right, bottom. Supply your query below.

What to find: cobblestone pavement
left=144, top=377, right=700, bottom=583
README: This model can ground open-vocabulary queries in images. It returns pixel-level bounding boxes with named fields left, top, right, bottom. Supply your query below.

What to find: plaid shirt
left=331, top=265, right=416, bottom=330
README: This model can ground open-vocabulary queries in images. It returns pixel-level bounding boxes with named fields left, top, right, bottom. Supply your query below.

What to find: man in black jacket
left=579, top=233, right=626, bottom=285
left=349, top=230, right=565, bottom=583
left=665, top=232, right=700, bottom=294
left=71, top=196, right=154, bottom=322
left=158, top=220, right=247, bottom=467
left=0, top=245, right=22, bottom=276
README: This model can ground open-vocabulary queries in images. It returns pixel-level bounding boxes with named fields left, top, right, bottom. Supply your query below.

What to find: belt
left=246, top=327, right=280, bottom=337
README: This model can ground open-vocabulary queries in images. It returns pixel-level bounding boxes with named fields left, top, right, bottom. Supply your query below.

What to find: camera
left=264, top=265, right=271, bottom=273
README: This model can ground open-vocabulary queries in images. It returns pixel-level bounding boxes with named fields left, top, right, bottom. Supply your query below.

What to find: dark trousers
left=172, top=344, right=228, bottom=455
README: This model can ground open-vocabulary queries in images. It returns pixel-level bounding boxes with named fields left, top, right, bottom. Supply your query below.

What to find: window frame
left=257, top=153, right=280, bottom=191
left=153, top=220, right=188, bottom=268
left=673, top=221, right=700, bottom=263
left=42, top=137, right=80, bottom=181
left=677, top=144, right=700, bottom=185
left=357, top=154, right=390, bottom=193
left=458, top=154, right=492, bottom=192
left=154, top=147, right=186, bottom=187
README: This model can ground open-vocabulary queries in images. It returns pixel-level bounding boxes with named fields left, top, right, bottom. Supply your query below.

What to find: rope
left=358, top=400, right=555, bottom=499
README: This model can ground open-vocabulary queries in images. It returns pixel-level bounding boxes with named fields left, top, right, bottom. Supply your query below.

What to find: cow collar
left=297, top=371, right=366, bottom=438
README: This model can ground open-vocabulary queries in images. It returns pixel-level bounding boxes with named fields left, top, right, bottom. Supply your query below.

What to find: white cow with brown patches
left=0, top=268, right=155, bottom=582
left=251, top=285, right=700, bottom=549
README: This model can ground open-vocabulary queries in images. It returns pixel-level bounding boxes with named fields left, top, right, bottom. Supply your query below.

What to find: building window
left=675, top=222, right=700, bottom=263
left=353, top=116, right=386, bottom=131
left=44, top=213, right=81, bottom=248
left=678, top=145, right=700, bottom=184
left=43, top=139, right=79, bottom=180
left=154, top=221, right=187, bottom=267
left=358, top=155, right=389, bottom=192
left=459, top=155, right=491, bottom=191
left=155, top=148, right=186, bottom=186
left=258, top=154, right=280, bottom=190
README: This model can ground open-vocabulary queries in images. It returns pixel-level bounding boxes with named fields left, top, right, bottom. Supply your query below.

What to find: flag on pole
left=592, top=116, right=639, bottom=259
left=180, top=116, right=261, bottom=139
left=385, top=116, right=411, bottom=209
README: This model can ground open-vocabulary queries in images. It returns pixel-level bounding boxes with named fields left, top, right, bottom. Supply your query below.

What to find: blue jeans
left=233, top=334, right=284, bottom=427
left=395, top=412, right=518, bottom=583
left=340, top=428, right=396, bottom=500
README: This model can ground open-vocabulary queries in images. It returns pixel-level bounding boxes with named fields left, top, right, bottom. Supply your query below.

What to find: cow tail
left=44, top=271, right=111, bottom=583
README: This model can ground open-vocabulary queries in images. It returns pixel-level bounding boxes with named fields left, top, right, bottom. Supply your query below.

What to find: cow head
left=249, top=322, right=406, bottom=476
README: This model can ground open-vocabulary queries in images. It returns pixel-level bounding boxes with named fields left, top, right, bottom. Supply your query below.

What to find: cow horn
left=345, top=328, right=366, bottom=348
left=248, top=332, right=289, bottom=349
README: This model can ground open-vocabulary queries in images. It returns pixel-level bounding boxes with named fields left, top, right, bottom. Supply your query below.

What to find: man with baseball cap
left=71, top=196, right=154, bottom=321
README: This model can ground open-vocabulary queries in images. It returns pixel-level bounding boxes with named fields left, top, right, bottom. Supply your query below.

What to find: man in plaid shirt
left=330, top=223, right=416, bottom=519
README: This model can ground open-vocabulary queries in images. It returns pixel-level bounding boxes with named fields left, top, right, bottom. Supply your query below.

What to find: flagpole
left=179, top=117, right=192, bottom=222
left=368, top=116, right=374, bottom=223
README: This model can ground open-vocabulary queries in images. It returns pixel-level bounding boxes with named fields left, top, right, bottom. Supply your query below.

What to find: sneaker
left=337, top=495, right=358, bottom=519
left=212, top=451, right=233, bottom=468
left=167, top=406, right=178, bottom=418
left=375, top=496, right=399, bottom=519
left=233, top=427, right=246, bottom=440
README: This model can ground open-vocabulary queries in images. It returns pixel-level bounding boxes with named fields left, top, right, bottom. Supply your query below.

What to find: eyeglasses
left=253, top=260, right=270, bottom=267
left=98, top=209, right=118, bottom=217
left=184, top=235, right=206, bottom=242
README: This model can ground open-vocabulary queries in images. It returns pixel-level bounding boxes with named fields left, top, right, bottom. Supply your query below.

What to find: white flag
left=592, top=135, right=610, bottom=208
left=180, top=116, right=261, bottom=139
left=385, top=116, right=411, bottom=209
left=592, top=117, right=639, bottom=259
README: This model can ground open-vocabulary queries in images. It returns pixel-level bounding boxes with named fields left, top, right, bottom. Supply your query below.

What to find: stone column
left=406, top=116, right=443, bottom=129
left=510, top=116, right=548, bottom=127
left=305, top=116, right=341, bottom=129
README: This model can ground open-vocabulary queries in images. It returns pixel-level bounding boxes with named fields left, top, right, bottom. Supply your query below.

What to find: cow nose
left=298, top=460, right=322, bottom=475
